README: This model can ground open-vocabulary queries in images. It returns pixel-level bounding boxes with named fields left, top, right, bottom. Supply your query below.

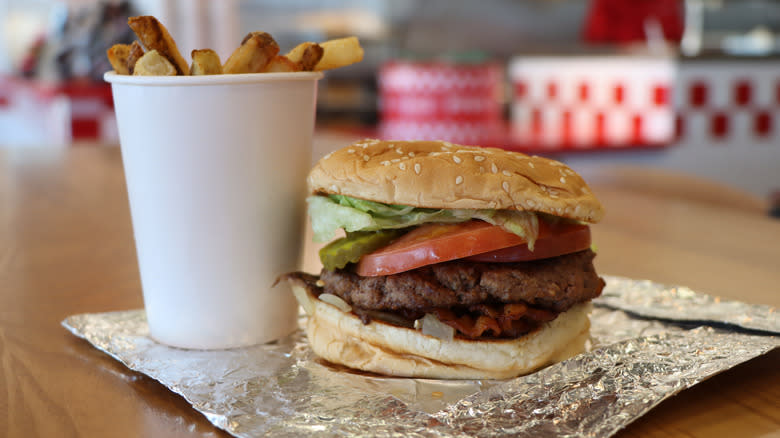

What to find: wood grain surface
left=1, top=143, right=778, bottom=437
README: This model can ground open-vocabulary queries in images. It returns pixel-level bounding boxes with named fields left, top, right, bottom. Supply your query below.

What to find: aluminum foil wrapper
left=63, top=276, right=779, bottom=437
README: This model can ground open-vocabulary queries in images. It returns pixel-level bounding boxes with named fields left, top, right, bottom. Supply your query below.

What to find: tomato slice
left=355, top=220, right=591, bottom=277
left=466, top=223, right=590, bottom=263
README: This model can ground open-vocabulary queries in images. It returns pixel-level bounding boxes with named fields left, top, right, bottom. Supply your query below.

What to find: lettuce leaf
left=308, top=195, right=540, bottom=248
left=307, top=195, right=467, bottom=242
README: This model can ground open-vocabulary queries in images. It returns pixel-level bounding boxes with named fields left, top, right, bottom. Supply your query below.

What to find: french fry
left=300, top=44, right=324, bottom=71
left=263, top=55, right=300, bottom=73
left=109, top=15, right=364, bottom=76
left=106, top=44, right=131, bottom=75
left=133, top=50, right=177, bottom=76
left=314, top=37, right=363, bottom=71
left=190, top=49, right=223, bottom=75
left=127, top=15, right=189, bottom=75
left=126, top=40, right=145, bottom=74
left=222, top=32, right=279, bottom=74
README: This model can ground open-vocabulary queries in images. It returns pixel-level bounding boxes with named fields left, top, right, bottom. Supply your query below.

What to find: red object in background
left=631, top=115, right=643, bottom=144
left=58, top=81, right=114, bottom=140
left=691, top=81, right=708, bottom=107
left=578, top=83, right=589, bottom=102
left=653, top=85, right=669, bottom=106
left=675, top=115, right=685, bottom=140
left=515, top=81, right=527, bottom=98
left=712, top=113, right=729, bottom=139
left=547, top=81, right=558, bottom=100
left=734, top=80, right=752, bottom=106
left=754, top=111, right=772, bottom=137
left=584, top=0, right=684, bottom=44
left=379, top=61, right=504, bottom=146
left=614, top=84, right=624, bottom=105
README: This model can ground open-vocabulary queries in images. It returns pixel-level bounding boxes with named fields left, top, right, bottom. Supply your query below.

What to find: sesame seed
left=453, top=156, right=462, bottom=164
left=527, top=199, right=535, bottom=207
left=381, top=160, right=390, bottom=166
left=347, top=149, right=355, bottom=154
left=502, top=170, right=511, bottom=176
left=491, top=163, right=498, bottom=173
left=502, top=181, right=510, bottom=192
left=414, top=163, right=421, bottom=174
left=455, top=176, right=463, bottom=185
left=474, top=156, right=485, bottom=162
left=363, top=155, right=370, bottom=161
left=323, top=152, right=333, bottom=160
left=528, top=162, right=535, bottom=168
left=560, top=176, right=566, bottom=183
left=330, top=184, right=338, bottom=192
left=408, top=152, right=415, bottom=157
left=396, top=148, right=403, bottom=154
left=399, top=163, right=406, bottom=170
left=391, top=158, right=401, bottom=163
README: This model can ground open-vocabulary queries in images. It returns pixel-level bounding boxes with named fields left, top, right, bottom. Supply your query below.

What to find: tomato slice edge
left=466, top=224, right=591, bottom=262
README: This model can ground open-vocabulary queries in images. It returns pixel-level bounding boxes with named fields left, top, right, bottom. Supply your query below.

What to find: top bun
left=308, top=139, right=604, bottom=223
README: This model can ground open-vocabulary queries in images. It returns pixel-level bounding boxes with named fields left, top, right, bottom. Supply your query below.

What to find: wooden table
left=1, top=143, right=778, bottom=437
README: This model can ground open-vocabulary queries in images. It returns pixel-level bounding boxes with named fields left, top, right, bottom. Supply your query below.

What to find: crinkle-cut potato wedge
left=223, top=32, right=279, bottom=74
left=190, top=49, right=223, bottom=75
left=106, top=44, right=131, bottom=75
left=315, top=36, right=363, bottom=71
left=285, top=42, right=324, bottom=71
left=133, top=50, right=177, bottom=76
left=127, top=15, right=189, bottom=75
left=263, top=55, right=300, bottom=73
left=126, top=40, right=145, bottom=74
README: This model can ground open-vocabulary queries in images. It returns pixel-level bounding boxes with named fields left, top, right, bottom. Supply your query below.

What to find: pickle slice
left=319, top=229, right=404, bottom=271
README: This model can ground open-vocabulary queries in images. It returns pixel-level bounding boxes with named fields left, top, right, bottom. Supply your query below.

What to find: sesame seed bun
left=308, top=139, right=604, bottom=223
left=290, top=281, right=591, bottom=379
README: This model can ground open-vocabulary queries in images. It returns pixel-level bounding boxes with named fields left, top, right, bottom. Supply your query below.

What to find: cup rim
left=104, top=70, right=324, bottom=86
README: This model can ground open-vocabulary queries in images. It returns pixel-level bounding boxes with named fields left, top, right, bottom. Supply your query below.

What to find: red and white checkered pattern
left=378, top=61, right=504, bottom=145
left=675, top=62, right=779, bottom=143
left=509, top=56, right=677, bottom=150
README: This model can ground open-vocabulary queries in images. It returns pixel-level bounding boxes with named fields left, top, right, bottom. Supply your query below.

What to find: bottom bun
left=290, top=283, right=591, bottom=379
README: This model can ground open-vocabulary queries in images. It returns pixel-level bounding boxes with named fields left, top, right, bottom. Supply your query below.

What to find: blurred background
left=1, top=0, right=778, bottom=201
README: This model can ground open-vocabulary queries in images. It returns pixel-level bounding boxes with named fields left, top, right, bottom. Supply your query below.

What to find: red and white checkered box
left=675, top=61, right=779, bottom=143
left=509, top=56, right=677, bottom=150
left=378, top=60, right=504, bottom=146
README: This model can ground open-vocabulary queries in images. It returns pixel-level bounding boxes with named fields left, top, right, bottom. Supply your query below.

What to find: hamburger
left=283, top=139, right=605, bottom=379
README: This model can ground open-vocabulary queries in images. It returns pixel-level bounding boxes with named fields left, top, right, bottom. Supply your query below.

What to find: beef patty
left=319, top=249, right=603, bottom=313
left=285, top=249, right=604, bottom=339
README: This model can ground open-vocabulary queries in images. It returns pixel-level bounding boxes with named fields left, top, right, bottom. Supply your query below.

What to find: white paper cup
left=105, top=71, right=322, bottom=349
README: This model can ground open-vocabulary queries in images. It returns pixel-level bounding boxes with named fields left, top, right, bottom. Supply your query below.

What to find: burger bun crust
left=307, top=139, right=604, bottom=223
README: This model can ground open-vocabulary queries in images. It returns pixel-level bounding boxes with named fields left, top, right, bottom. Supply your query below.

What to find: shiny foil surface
left=62, top=276, right=779, bottom=437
